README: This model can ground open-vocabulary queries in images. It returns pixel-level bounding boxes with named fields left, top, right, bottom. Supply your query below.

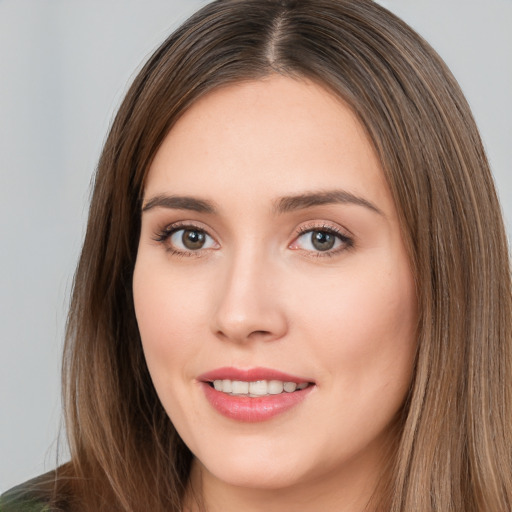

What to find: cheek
left=132, top=259, right=206, bottom=384
left=301, top=261, right=415, bottom=346
left=295, top=256, right=417, bottom=402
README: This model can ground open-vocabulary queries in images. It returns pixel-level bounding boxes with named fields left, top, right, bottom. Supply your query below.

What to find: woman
left=2, top=0, right=511, bottom=510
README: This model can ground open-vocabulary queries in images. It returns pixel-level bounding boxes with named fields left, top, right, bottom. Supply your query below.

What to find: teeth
left=249, top=380, right=267, bottom=395
left=231, top=381, right=249, bottom=394
left=268, top=380, right=284, bottom=394
left=283, top=382, right=297, bottom=393
left=222, top=379, right=232, bottom=393
left=211, top=379, right=309, bottom=396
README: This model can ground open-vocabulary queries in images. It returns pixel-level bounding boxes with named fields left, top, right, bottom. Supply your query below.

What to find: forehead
left=144, top=76, right=392, bottom=216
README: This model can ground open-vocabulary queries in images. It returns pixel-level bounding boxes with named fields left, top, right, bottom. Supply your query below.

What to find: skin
left=133, top=76, right=418, bottom=512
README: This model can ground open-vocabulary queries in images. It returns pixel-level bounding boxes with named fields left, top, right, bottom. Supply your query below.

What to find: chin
left=201, top=458, right=308, bottom=491
left=189, top=438, right=314, bottom=491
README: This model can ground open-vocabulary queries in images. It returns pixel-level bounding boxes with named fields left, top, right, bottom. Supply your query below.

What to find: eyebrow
left=274, top=190, right=383, bottom=215
left=142, top=194, right=217, bottom=214
left=141, top=189, right=383, bottom=216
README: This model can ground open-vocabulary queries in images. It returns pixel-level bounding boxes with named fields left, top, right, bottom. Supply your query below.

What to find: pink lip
left=198, top=366, right=313, bottom=384
left=197, top=367, right=315, bottom=423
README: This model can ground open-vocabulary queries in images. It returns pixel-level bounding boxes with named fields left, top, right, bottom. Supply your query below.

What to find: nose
left=210, top=249, right=288, bottom=344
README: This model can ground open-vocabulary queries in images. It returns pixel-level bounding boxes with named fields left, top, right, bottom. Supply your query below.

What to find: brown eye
left=289, top=227, right=352, bottom=255
left=168, top=228, right=217, bottom=252
left=311, top=231, right=336, bottom=251
left=182, top=229, right=206, bottom=250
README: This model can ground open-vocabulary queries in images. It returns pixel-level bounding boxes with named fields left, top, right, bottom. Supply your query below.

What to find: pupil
left=312, top=231, right=335, bottom=251
left=183, top=230, right=205, bottom=250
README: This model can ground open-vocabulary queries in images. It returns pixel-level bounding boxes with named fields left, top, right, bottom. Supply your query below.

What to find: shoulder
left=0, top=472, right=57, bottom=512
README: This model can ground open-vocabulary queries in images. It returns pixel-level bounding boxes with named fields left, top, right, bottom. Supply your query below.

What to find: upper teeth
left=212, top=379, right=309, bottom=396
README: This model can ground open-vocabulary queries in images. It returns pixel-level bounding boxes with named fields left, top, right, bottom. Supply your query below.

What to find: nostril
left=250, top=330, right=272, bottom=337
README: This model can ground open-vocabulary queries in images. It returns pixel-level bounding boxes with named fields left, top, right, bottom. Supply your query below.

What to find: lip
left=197, top=367, right=315, bottom=422
left=198, top=366, right=313, bottom=383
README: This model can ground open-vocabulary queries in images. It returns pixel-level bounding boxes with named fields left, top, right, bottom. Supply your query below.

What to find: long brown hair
left=56, top=0, right=512, bottom=510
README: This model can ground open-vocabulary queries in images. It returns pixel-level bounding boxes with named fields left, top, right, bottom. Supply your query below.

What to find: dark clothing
left=0, top=473, right=55, bottom=512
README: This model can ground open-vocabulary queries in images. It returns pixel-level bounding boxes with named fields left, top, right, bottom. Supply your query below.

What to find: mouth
left=207, top=379, right=311, bottom=397
left=198, top=367, right=315, bottom=422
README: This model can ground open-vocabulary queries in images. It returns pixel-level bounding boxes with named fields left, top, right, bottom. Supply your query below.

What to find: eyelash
left=293, top=224, right=354, bottom=258
left=152, top=222, right=214, bottom=258
left=152, top=222, right=354, bottom=258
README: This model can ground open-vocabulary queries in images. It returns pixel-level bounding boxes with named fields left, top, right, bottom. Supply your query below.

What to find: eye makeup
left=151, top=218, right=354, bottom=259
left=290, top=222, right=354, bottom=257
left=152, top=221, right=219, bottom=257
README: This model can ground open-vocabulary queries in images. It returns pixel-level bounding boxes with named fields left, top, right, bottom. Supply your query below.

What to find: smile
left=198, top=367, right=315, bottom=422
left=211, top=379, right=309, bottom=396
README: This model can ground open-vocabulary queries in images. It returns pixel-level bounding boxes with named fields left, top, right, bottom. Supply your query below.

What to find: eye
left=154, top=224, right=218, bottom=255
left=289, top=226, right=352, bottom=254
left=170, top=228, right=216, bottom=251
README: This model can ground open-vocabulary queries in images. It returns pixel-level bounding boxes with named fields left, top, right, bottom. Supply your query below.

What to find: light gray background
left=1, top=0, right=510, bottom=493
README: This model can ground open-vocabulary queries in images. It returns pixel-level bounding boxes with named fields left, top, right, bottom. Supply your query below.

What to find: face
left=133, top=76, right=417, bottom=505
